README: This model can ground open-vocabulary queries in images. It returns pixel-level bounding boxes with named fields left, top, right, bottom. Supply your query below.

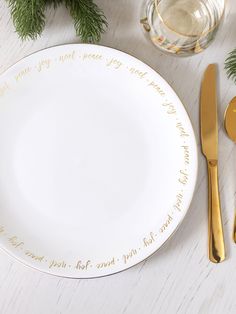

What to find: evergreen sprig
left=225, top=48, right=236, bottom=83
left=8, top=0, right=46, bottom=40
left=7, top=0, right=107, bottom=42
left=65, top=0, right=107, bottom=43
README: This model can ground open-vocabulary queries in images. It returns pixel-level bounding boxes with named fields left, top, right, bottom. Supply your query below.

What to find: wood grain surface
left=0, top=1, right=236, bottom=313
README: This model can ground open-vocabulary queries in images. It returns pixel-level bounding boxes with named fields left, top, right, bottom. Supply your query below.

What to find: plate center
left=13, top=98, right=149, bottom=223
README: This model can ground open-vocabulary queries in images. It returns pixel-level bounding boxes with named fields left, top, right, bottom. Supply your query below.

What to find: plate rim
left=0, top=43, right=199, bottom=279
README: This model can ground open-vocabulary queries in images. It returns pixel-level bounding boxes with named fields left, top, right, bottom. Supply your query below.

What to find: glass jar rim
left=154, top=0, right=225, bottom=38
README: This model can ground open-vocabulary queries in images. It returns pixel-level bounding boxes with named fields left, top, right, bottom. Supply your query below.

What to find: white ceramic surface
left=0, top=44, right=197, bottom=278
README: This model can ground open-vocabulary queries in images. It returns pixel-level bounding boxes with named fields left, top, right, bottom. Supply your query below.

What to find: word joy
left=106, top=58, right=122, bottom=69
left=75, top=260, right=91, bottom=270
left=179, top=169, right=189, bottom=185
left=37, top=59, right=51, bottom=72
left=162, top=101, right=176, bottom=114
left=143, top=232, right=156, bottom=247
left=8, top=236, right=24, bottom=249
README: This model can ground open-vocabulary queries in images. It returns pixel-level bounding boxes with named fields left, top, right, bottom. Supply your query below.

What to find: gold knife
left=200, top=64, right=226, bottom=263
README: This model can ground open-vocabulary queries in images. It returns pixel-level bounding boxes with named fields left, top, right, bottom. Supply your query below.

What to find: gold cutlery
left=200, top=64, right=226, bottom=263
left=224, top=97, right=236, bottom=242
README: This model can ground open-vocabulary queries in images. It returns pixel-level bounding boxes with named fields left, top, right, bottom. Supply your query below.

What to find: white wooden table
left=0, top=1, right=236, bottom=313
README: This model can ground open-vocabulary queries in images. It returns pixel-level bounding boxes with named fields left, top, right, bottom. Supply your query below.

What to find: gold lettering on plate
left=160, top=214, right=173, bottom=233
left=0, top=57, right=190, bottom=272
left=148, top=81, right=165, bottom=96
left=143, top=232, right=156, bottom=247
left=176, top=122, right=189, bottom=137
left=106, top=58, right=123, bottom=69
left=0, top=82, right=10, bottom=97
left=49, top=260, right=67, bottom=269
left=129, top=67, right=147, bottom=79
left=162, top=101, right=176, bottom=114
left=182, top=145, right=190, bottom=165
left=15, top=67, right=31, bottom=81
left=37, top=59, right=52, bottom=72
left=75, top=260, right=91, bottom=270
left=8, top=236, right=24, bottom=249
left=123, top=249, right=137, bottom=264
left=59, top=51, right=76, bottom=63
left=82, top=53, right=102, bottom=61
left=25, top=250, right=44, bottom=262
left=174, top=193, right=183, bottom=212
left=96, top=257, right=115, bottom=269
left=179, top=169, right=189, bottom=185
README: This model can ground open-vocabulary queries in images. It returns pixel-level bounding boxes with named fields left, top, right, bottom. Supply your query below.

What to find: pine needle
left=8, top=0, right=46, bottom=39
left=65, top=0, right=108, bottom=43
left=225, top=48, right=236, bottom=83
left=47, top=0, right=63, bottom=9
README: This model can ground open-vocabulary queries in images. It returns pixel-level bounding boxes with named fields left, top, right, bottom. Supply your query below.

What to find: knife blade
left=200, top=64, right=225, bottom=263
left=200, top=64, right=218, bottom=161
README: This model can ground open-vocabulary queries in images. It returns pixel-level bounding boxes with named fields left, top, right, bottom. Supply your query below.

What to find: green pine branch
left=7, top=0, right=107, bottom=42
left=8, top=0, right=46, bottom=40
left=65, top=0, right=108, bottom=43
left=225, top=48, right=236, bottom=83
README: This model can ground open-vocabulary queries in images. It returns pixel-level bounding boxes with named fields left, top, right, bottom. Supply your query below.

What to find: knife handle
left=207, top=160, right=225, bottom=263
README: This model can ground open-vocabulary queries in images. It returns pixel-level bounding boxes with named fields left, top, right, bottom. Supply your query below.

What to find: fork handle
left=207, top=160, right=226, bottom=263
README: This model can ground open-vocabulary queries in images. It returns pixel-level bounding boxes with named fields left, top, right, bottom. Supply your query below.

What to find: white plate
left=0, top=44, right=197, bottom=278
